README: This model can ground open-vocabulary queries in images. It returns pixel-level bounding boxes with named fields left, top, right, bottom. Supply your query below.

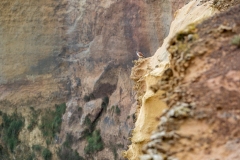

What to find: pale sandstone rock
left=125, top=1, right=218, bottom=159
left=136, top=3, right=240, bottom=160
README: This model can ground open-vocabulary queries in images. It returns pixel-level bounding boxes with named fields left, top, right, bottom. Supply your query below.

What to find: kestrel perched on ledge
left=136, top=51, right=145, bottom=58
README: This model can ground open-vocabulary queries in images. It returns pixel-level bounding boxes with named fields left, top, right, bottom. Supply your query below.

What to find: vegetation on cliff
left=0, top=103, right=68, bottom=160
left=84, top=130, right=104, bottom=154
left=1, top=112, right=24, bottom=152
left=40, top=103, right=66, bottom=139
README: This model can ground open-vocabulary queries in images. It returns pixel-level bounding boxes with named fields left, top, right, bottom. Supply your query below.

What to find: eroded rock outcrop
left=127, top=1, right=240, bottom=160
left=125, top=1, right=218, bottom=159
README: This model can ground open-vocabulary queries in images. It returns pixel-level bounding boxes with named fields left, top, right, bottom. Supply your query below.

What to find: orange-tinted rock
left=141, top=4, right=240, bottom=160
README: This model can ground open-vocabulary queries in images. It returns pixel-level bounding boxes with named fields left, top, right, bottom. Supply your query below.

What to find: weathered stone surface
left=125, top=1, right=217, bottom=159
left=0, top=0, right=189, bottom=159
left=139, top=3, right=240, bottom=160
left=0, top=0, right=66, bottom=82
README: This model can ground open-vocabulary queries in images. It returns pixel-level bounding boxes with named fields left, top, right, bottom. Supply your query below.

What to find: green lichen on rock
left=231, top=35, right=240, bottom=47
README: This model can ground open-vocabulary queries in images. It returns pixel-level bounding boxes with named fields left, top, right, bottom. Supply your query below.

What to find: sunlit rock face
left=0, top=0, right=189, bottom=159
left=125, top=1, right=216, bottom=159
left=134, top=3, right=240, bottom=160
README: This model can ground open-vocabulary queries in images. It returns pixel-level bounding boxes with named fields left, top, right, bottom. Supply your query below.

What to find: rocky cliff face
left=126, top=0, right=240, bottom=160
left=0, top=0, right=189, bottom=159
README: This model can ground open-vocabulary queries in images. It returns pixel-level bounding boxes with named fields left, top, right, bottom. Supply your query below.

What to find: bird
left=136, top=51, right=145, bottom=58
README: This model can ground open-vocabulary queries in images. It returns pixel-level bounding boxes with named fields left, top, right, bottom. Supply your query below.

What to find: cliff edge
left=125, top=0, right=240, bottom=160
